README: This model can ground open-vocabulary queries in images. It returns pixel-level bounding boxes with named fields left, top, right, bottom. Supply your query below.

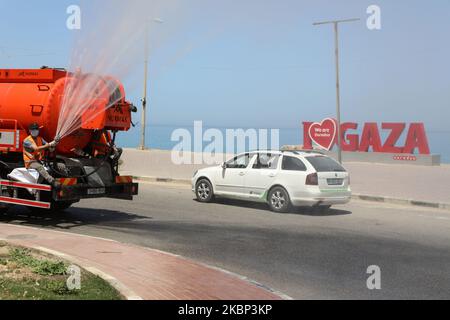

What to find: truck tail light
left=306, top=173, right=318, bottom=186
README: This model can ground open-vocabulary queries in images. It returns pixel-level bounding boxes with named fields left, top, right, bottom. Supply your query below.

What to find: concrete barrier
left=281, top=146, right=441, bottom=166
left=121, top=149, right=450, bottom=208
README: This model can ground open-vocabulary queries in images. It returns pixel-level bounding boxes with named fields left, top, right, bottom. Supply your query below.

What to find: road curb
left=0, top=239, right=143, bottom=300
left=133, top=175, right=191, bottom=186
left=142, top=247, right=293, bottom=300
left=352, top=194, right=450, bottom=211
left=133, top=175, right=450, bottom=211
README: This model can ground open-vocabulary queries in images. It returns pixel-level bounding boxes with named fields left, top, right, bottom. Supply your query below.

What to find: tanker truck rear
left=0, top=68, right=139, bottom=212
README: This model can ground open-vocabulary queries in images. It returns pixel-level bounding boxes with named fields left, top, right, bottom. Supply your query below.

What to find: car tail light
left=348, top=175, right=351, bottom=185
left=306, top=173, right=318, bottom=186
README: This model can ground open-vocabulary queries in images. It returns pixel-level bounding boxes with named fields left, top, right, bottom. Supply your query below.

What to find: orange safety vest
left=91, top=132, right=111, bottom=157
left=23, top=135, right=44, bottom=168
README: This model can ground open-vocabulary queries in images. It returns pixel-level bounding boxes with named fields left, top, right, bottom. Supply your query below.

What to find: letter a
left=367, top=5, right=381, bottom=30
left=366, top=265, right=381, bottom=290
left=67, top=5, right=81, bottom=30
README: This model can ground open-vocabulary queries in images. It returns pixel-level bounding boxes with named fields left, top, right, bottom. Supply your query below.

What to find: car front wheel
left=268, top=187, right=291, bottom=213
left=196, top=179, right=214, bottom=203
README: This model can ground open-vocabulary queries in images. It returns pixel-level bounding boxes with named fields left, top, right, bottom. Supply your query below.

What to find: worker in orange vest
left=91, top=131, right=110, bottom=157
left=89, top=130, right=122, bottom=160
left=23, top=123, right=62, bottom=187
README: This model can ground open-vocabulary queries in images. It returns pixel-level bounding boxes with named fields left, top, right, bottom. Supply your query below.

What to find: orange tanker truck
left=0, top=67, right=139, bottom=212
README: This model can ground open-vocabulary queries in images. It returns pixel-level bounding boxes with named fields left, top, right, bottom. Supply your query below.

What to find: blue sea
left=116, top=125, right=450, bottom=164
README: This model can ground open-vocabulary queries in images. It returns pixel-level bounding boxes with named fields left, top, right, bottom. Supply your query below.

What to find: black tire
left=28, top=201, right=73, bottom=214
left=268, top=187, right=291, bottom=213
left=0, top=188, right=11, bottom=213
left=195, top=179, right=214, bottom=203
left=52, top=201, right=74, bottom=212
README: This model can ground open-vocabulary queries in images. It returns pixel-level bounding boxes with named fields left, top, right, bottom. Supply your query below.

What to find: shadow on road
left=204, top=198, right=352, bottom=217
left=0, top=206, right=150, bottom=230
left=291, top=207, right=352, bottom=217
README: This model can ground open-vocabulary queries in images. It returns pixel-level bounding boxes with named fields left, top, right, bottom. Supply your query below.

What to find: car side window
left=226, top=154, right=251, bottom=169
left=282, top=156, right=307, bottom=171
left=253, top=154, right=280, bottom=170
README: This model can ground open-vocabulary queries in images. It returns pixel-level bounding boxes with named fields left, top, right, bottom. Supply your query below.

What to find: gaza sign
left=303, top=119, right=430, bottom=155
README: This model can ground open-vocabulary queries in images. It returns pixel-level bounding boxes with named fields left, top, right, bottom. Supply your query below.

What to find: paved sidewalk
left=0, top=223, right=283, bottom=300
left=121, top=149, right=450, bottom=206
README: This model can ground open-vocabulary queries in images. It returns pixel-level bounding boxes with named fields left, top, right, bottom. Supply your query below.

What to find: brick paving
left=0, top=224, right=282, bottom=300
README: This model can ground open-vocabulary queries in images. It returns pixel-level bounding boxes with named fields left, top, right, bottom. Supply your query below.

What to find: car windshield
left=305, top=156, right=346, bottom=172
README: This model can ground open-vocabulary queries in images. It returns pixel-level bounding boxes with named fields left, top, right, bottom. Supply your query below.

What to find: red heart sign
left=308, top=118, right=337, bottom=151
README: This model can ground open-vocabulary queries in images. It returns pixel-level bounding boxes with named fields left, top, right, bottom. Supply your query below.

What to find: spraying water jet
left=0, top=67, right=139, bottom=212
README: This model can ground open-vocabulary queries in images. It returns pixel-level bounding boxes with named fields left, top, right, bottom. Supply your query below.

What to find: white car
left=192, top=151, right=351, bottom=213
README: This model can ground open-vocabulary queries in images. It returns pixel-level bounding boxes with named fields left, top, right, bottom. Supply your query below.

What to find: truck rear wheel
left=28, top=201, right=74, bottom=214
left=0, top=189, right=11, bottom=214
left=52, top=201, right=74, bottom=212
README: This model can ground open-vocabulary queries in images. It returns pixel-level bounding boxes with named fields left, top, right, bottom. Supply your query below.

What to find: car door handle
left=239, top=172, right=246, bottom=176
left=269, top=173, right=276, bottom=178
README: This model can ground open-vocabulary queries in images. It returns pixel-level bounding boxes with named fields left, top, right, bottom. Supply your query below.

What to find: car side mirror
left=222, top=162, right=227, bottom=169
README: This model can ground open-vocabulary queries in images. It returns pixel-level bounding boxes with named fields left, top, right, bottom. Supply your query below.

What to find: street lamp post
left=139, top=18, right=164, bottom=151
left=313, top=18, right=360, bottom=164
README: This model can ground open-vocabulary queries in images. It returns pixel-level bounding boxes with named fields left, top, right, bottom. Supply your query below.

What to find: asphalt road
left=1, top=182, right=450, bottom=299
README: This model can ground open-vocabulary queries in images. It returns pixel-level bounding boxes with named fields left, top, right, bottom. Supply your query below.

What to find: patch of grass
left=0, top=246, right=123, bottom=300
left=0, top=273, right=122, bottom=300
left=9, top=248, right=66, bottom=276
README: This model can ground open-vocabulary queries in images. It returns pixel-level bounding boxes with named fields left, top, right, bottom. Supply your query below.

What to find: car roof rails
left=299, top=150, right=326, bottom=155
left=280, top=149, right=326, bottom=156
left=248, top=150, right=282, bottom=154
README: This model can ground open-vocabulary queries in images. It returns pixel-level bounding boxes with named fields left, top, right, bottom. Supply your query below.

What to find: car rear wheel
left=196, top=179, right=214, bottom=203
left=268, top=187, right=291, bottom=213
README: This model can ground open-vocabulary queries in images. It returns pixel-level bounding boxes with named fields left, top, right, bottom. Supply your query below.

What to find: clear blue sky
left=1, top=0, right=449, bottom=132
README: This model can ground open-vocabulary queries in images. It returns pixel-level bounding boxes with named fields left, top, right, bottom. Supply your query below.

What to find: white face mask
left=30, top=130, right=39, bottom=137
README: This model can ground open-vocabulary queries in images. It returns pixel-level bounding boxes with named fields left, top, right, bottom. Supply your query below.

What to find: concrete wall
left=323, top=151, right=441, bottom=166
left=120, top=149, right=450, bottom=204
left=282, top=146, right=441, bottom=166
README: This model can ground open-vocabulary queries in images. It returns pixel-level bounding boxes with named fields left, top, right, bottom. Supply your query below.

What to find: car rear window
left=305, top=156, right=346, bottom=172
left=282, top=156, right=307, bottom=171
